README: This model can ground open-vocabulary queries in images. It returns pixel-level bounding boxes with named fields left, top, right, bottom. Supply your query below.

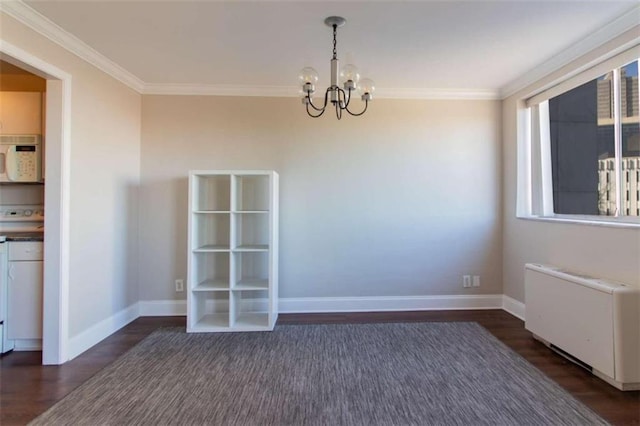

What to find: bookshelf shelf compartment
left=235, top=313, right=270, bottom=329
left=234, top=212, right=269, bottom=250
left=191, top=252, right=230, bottom=291
left=188, top=170, right=278, bottom=332
left=193, top=214, right=230, bottom=251
left=189, top=291, right=230, bottom=331
left=232, top=251, right=269, bottom=289
left=231, top=290, right=272, bottom=329
left=194, top=175, right=231, bottom=212
left=234, top=175, right=270, bottom=212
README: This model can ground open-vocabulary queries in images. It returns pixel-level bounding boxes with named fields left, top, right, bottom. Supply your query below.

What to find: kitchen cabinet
left=0, top=91, right=43, bottom=134
left=7, top=241, right=43, bottom=349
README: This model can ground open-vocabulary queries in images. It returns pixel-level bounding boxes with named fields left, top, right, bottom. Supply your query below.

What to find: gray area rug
left=31, top=322, right=606, bottom=425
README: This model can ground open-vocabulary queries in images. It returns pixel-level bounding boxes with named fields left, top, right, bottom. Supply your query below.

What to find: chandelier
left=298, top=16, right=375, bottom=119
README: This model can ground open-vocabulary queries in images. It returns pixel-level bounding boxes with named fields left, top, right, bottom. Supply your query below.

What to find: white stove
left=0, top=204, right=45, bottom=234
left=0, top=204, right=44, bottom=354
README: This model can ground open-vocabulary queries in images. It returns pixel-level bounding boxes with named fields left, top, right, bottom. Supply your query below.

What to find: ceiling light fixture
left=299, top=16, right=375, bottom=120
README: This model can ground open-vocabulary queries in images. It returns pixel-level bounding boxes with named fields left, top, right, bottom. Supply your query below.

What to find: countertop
left=0, top=231, right=44, bottom=242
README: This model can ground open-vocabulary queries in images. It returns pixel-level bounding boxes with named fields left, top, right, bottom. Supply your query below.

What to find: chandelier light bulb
left=298, top=67, right=319, bottom=85
left=340, top=64, right=360, bottom=89
left=359, top=78, right=375, bottom=99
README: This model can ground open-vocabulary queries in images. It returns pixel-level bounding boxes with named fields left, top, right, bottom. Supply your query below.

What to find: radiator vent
left=549, top=344, right=593, bottom=373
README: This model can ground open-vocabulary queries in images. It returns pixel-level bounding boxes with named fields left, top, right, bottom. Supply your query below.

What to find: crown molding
left=499, top=5, right=640, bottom=99
left=375, top=87, right=500, bottom=100
left=143, top=83, right=500, bottom=100
left=143, top=83, right=299, bottom=97
left=0, top=0, right=145, bottom=93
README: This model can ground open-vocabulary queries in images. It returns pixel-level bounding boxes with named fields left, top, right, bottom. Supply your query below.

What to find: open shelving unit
left=187, top=170, right=278, bottom=332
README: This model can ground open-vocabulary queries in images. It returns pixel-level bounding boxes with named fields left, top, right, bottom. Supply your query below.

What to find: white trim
left=0, top=1, right=145, bottom=92
left=502, top=295, right=526, bottom=321
left=500, top=5, right=640, bottom=99
left=374, top=87, right=500, bottom=100
left=143, top=84, right=297, bottom=98
left=517, top=215, right=640, bottom=229
left=139, top=295, right=504, bottom=316
left=139, top=300, right=187, bottom=316
left=143, top=83, right=500, bottom=100
left=516, top=101, right=532, bottom=217
left=57, top=77, right=71, bottom=364
left=67, top=303, right=140, bottom=361
left=538, top=101, right=554, bottom=216
left=0, top=39, right=72, bottom=365
left=13, top=339, right=42, bottom=351
left=525, top=45, right=640, bottom=107
left=278, top=295, right=504, bottom=313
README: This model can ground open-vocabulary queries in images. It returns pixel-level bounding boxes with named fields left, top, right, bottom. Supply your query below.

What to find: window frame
left=517, top=46, right=640, bottom=228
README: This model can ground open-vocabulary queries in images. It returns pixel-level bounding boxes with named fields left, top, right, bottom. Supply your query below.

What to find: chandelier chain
left=332, top=25, right=337, bottom=60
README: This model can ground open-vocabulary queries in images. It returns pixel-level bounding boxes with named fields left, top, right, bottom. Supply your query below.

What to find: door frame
left=1, top=39, right=71, bottom=364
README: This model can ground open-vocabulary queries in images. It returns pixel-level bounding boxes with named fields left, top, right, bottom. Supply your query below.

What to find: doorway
left=0, top=39, right=71, bottom=364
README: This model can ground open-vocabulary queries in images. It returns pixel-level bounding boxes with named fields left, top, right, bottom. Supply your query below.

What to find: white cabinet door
left=0, top=92, right=43, bottom=134
left=7, top=260, right=43, bottom=340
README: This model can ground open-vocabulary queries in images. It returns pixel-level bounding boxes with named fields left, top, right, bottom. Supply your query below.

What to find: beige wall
left=140, top=96, right=502, bottom=301
left=0, top=13, right=142, bottom=337
left=502, top=30, right=640, bottom=302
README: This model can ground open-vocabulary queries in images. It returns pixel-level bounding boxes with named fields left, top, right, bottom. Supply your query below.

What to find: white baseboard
left=502, top=295, right=526, bottom=321
left=278, top=294, right=504, bottom=313
left=139, top=295, right=505, bottom=316
left=138, top=295, right=522, bottom=318
left=13, top=339, right=42, bottom=351
left=67, top=302, right=140, bottom=361
left=139, top=300, right=187, bottom=316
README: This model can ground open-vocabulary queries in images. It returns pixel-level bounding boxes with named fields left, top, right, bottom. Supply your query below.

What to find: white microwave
left=0, top=135, right=42, bottom=183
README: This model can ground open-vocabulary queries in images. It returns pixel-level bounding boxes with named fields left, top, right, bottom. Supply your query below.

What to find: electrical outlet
left=472, top=275, right=480, bottom=287
left=463, top=275, right=472, bottom=288
left=175, top=279, right=184, bottom=292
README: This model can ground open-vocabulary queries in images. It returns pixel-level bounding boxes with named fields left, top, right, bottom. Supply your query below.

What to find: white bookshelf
left=187, top=170, right=279, bottom=332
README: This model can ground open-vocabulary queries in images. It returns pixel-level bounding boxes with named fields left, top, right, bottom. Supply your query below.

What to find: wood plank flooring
left=1, top=311, right=638, bottom=425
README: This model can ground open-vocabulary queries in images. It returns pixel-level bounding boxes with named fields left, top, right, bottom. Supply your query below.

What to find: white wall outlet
left=472, top=275, right=480, bottom=287
left=175, top=279, right=184, bottom=292
left=463, top=275, right=472, bottom=288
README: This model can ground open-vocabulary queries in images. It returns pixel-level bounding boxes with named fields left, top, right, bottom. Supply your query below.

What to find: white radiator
left=525, top=263, right=640, bottom=391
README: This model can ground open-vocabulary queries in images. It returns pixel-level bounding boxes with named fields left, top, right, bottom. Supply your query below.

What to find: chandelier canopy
left=299, top=16, right=375, bottom=120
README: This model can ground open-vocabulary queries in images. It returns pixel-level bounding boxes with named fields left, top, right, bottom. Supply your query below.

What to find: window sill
left=517, top=214, right=640, bottom=229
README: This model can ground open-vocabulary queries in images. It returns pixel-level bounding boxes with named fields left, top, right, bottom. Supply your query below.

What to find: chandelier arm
left=307, top=88, right=331, bottom=112
left=341, top=87, right=352, bottom=109
left=344, top=99, right=369, bottom=117
left=335, top=101, right=343, bottom=120
left=332, top=86, right=350, bottom=109
left=306, top=102, right=326, bottom=118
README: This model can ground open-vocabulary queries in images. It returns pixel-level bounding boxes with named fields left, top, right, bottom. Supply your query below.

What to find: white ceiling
left=17, top=1, right=640, bottom=96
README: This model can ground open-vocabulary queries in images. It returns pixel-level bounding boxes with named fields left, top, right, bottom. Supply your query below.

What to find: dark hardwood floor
left=1, top=310, right=638, bottom=425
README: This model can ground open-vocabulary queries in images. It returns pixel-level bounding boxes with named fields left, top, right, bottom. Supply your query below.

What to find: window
left=522, top=50, right=640, bottom=226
